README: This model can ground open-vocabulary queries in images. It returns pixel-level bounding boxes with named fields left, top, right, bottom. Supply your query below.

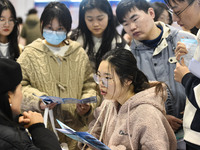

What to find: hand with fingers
left=76, top=103, right=91, bottom=116
left=166, top=115, right=183, bottom=132
left=19, top=111, right=44, bottom=128
left=174, top=58, right=190, bottom=83
left=40, top=100, right=57, bottom=110
left=175, top=42, right=188, bottom=61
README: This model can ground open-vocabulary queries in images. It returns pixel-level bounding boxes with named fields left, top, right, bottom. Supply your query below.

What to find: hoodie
left=87, top=85, right=177, bottom=150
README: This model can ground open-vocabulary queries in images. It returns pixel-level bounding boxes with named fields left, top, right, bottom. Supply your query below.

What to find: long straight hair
left=70, top=0, right=122, bottom=70
left=0, top=0, right=19, bottom=60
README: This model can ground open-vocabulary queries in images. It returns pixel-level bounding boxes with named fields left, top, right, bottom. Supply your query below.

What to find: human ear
left=148, top=7, right=155, bottom=19
left=125, top=79, right=132, bottom=86
left=7, top=91, right=13, bottom=106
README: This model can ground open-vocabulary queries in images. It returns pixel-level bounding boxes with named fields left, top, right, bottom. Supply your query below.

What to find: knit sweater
left=17, top=39, right=100, bottom=150
left=86, top=85, right=177, bottom=150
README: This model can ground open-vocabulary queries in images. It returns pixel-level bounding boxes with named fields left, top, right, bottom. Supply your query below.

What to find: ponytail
left=133, top=69, right=150, bottom=93
left=133, top=69, right=166, bottom=100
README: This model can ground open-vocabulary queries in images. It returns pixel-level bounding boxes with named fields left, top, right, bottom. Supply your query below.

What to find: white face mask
left=43, top=29, right=66, bottom=45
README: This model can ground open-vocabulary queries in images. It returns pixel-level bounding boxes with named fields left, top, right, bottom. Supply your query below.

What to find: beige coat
left=17, top=39, right=101, bottom=150
left=87, top=86, right=177, bottom=150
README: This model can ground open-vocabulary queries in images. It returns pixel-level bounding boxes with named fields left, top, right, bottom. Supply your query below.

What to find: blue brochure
left=56, top=119, right=111, bottom=150
left=33, top=94, right=97, bottom=105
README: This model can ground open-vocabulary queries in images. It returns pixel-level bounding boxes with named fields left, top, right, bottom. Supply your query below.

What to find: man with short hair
left=164, top=0, right=200, bottom=149
left=116, top=0, right=196, bottom=148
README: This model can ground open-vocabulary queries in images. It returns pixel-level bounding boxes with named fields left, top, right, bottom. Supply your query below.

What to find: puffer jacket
left=0, top=114, right=61, bottom=150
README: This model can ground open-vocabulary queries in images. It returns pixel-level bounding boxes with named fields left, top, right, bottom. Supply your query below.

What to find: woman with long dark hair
left=70, top=0, right=130, bottom=71
left=0, top=58, right=61, bottom=150
left=79, top=49, right=176, bottom=149
left=0, top=0, right=20, bottom=60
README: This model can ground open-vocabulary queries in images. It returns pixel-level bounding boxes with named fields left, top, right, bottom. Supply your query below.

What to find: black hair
left=0, top=0, right=20, bottom=60
left=101, top=49, right=149, bottom=93
left=40, top=2, right=72, bottom=34
left=0, top=87, right=16, bottom=121
left=164, top=0, right=194, bottom=8
left=102, top=49, right=165, bottom=96
left=0, top=86, right=24, bottom=143
left=70, top=0, right=123, bottom=70
left=190, top=26, right=198, bottom=35
left=116, top=0, right=151, bottom=24
left=27, top=8, right=37, bottom=15
left=151, top=2, right=173, bottom=25
left=17, top=17, right=23, bottom=24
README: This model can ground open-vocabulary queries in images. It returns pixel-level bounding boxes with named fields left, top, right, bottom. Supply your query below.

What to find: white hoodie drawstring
left=99, top=103, right=112, bottom=141
left=82, top=101, right=109, bottom=150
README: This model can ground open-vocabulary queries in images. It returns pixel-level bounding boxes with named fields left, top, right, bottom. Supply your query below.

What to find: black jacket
left=0, top=115, right=61, bottom=150
left=182, top=73, right=200, bottom=132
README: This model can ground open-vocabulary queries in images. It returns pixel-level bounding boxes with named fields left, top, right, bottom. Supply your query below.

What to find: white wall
left=9, top=0, right=124, bottom=33
left=10, top=0, right=35, bottom=22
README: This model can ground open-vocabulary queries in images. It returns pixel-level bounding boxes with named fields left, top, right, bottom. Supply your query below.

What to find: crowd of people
left=0, top=0, right=199, bottom=149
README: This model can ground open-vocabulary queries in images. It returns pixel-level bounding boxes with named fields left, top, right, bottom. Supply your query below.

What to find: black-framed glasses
left=166, top=0, right=194, bottom=18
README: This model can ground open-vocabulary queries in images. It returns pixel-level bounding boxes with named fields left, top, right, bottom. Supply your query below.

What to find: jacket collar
left=26, top=38, right=82, bottom=58
left=132, top=21, right=179, bottom=56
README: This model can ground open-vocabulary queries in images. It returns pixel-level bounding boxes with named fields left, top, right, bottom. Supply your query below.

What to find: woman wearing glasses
left=0, top=0, right=20, bottom=60
left=17, top=2, right=99, bottom=150
left=79, top=49, right=176, bottom=149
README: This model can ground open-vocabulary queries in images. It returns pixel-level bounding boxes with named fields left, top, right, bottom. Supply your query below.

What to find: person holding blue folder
left=79, top=49, right=177, bottom=149
left=17, top=2, right=100, bottom=150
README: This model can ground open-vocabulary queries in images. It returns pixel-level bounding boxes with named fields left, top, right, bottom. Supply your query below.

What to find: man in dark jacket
left=21, top=8, right=42, bottom=45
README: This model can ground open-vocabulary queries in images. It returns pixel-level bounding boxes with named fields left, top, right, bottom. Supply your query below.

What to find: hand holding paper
left=33, top=94, right=97, bottom=105
left=56, top=120, right=111, bottom=150
left=178, top=39, right=197, bottom=66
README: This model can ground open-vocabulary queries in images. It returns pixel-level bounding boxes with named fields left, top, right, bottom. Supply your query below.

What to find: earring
left=10, top=104, right=12, bottom=107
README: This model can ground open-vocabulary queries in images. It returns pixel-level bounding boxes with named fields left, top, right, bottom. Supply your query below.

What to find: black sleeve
left=182, top=72, right=200, bottom=109
left=28, top=123, right=61, bottom=150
